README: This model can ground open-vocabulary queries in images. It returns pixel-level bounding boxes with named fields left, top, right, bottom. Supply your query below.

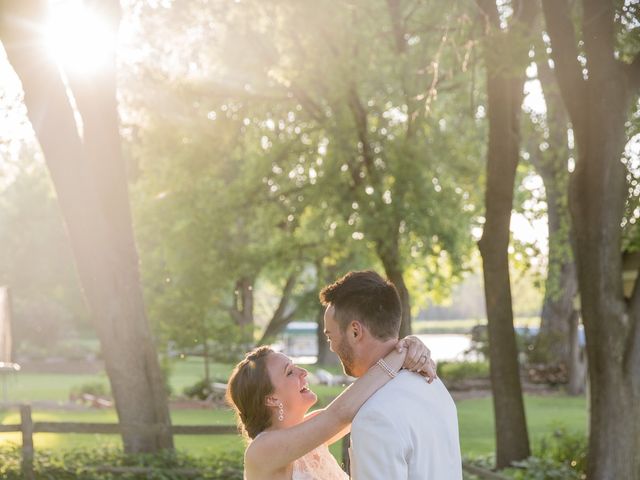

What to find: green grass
left=1, top=373, right=110, bottom=403
left=1, top=356, right=587, bottom=464
left=0, top=408, right=245, bottom=455
left=457, top=394, right=587, bottom=457
left=0, top=392, right=587, bottom=460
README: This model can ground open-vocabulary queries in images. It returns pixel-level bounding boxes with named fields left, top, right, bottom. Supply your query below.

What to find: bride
left=226, top=336, right=435, bottom=480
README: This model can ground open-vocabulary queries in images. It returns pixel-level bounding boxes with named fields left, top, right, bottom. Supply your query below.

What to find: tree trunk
left=0, top=0, right=173, bottom=452
left=315, top=304, right=339, bottom=366
left=475, top=0, right=536, bottom=467
left=535, top=188, right=577, bottom=366
left=230, top=277, right=255, bottom=343
left=531, top=58, right=579, bottom=369
left=0, top=287, right=13, bottom=363
left=570, top=85, right=640, bottom=479
left=377, top=239, right=411, bottom=338
left=203, top=336, right=210, bottom=384
left=385, top=266, right=411, bottom=339
left=257, top=272, right=298, bottom=345
left=542, top=0, right=640, bottom=476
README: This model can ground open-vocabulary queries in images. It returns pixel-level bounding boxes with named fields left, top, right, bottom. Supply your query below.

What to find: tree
left=541, top=0, right=640, bottom=477
left=127, top=64, right=323, bottom=359
left=0, top=0, right=172, bottom=452
left=0, top=152, right=88, bottom=352
left=475, top=0, right=537, bottom=468
left=524, top=55, right=583, bottom=394
left=219, top=0, right=483, bottom=336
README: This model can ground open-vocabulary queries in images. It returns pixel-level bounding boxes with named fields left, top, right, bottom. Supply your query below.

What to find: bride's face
left=266, top=352, right=317, bottom=422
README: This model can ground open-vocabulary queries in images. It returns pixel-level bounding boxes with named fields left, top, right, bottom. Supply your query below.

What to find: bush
left=182, top=379, right=226, bottom=401
left=464, top=430, right=587, bottom=480
left=505, top=429, right=587, bottom=480
left=437, top=361, right=490, bottom=384
left=507, top=457, right=584, bottom=480
left=0, top=444, right=243, bottom=479
left=69, top=381, right=111, bottom=399
left=535, top=429, right=587, bottom=475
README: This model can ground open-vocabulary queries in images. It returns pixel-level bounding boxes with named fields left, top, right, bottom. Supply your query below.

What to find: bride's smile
left=265, top=352, right=318, bottom=426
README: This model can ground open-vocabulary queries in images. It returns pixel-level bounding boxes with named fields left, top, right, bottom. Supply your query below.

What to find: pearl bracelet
left=376, top=358, right=397, bottom=378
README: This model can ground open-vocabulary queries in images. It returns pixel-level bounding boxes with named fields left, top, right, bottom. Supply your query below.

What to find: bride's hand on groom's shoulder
left=396, top=335, right=438, bottom=383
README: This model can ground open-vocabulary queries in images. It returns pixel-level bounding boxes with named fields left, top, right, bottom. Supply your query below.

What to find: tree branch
left=386, top=0, right=407, bottom=54
left=346, top=85, right=380, bottom=186
left=541, top=0, right=587, bottom=140
left=475, top=0, right=500, bottom=30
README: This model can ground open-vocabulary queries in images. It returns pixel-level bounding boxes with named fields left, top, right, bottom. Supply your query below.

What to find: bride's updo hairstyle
left=226, top=346, right=276, bottom=439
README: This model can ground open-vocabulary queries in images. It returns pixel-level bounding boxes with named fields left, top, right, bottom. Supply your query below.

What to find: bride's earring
left=278, top=402, right=284, bottom=422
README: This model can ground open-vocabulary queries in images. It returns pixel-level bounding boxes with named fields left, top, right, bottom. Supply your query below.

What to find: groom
left=320, top=270, right=463, bottom=479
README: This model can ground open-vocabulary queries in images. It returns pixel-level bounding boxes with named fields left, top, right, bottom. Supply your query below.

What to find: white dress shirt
left=349, top=371, right=462, bottom=479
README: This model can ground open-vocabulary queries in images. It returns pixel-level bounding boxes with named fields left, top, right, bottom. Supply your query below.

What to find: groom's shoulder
left=356, top=371, right=455, bottom=419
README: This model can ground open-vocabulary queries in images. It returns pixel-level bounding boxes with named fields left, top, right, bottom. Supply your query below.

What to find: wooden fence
left=0, top=404, right=508, bottom=479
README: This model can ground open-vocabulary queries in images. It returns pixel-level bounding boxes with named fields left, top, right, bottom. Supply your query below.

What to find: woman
left=226, top=337, right=434, bottom=480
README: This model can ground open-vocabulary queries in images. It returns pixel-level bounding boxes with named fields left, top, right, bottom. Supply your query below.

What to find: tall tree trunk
left=0, top=0, right=173, bottom=452
left=315, top=263, right=341, bottom=366
left=202, top=335, right=210, bottom=384
left=230, top=277, right=255, bottom=343
left=0, top=287, right=13, bottom=363
left=315, top=303, right=331, bottom=365
left=257, top=272, right=298, bottom=345
left=377, top=238, right=411, bottom=338
left=542, top=0, right=640, bottom=477
left=531, top=59, right=579, bottom=371
left=475, top=0, right=536, bottom=468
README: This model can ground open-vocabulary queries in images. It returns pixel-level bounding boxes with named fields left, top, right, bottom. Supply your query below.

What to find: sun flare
left=45, top=1, right=116, bottom=74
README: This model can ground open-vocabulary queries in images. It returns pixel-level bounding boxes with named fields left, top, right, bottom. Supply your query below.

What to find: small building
left=279, top=321, right=318, bottom=358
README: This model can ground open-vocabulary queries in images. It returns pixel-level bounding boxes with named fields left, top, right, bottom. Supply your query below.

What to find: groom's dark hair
left=319, top=270, right=402, bottom=340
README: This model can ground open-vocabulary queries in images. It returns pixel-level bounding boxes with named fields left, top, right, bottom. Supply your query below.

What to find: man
left=320, top=270, right=462, bottom=479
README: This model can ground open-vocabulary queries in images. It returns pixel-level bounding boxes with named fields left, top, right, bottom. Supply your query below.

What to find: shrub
left=464, top=430, right=587, bottom=480
left=0, top=444, right=243, bottom=479
left=505, top=429, right=587, bottom=480
left=437, top=361, right=490, bottom=384
left=507, top=457, right=584, bottom=480
left=182, top=378, right=226, bottom=401
left=69, top=381, right=111, bottom=399
left=535, top=429, right=587, bottom=475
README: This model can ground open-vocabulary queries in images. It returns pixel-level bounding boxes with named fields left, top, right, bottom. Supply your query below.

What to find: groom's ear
left=350, top=320, right=363, bottom=341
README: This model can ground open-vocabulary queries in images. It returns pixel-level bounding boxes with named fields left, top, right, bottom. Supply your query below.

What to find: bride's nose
left=299, top=367, right=308, bottom=378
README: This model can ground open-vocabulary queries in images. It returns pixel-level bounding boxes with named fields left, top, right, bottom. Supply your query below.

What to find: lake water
left=285, top=333, right=474, bottom=364
left=415, top=334, right=473, bottom=362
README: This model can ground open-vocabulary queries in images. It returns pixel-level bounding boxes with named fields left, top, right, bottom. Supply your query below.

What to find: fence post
left=20, top=404, right=34, bottom=480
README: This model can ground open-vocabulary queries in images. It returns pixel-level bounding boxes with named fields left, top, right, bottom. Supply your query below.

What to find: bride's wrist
left=376, top=349, right=404, bottom=378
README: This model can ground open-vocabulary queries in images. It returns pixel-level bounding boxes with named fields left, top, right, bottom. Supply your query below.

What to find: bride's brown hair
left=226, top=346, right=275, bottom=439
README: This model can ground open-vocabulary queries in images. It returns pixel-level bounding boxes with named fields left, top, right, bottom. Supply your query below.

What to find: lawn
left=456, top=394, right=587, bottom=457
left=0, top=408, right=245, bottom=456
left=0, top=356, right=587, bottom=462
left=0, top=392, right=587, bottom=460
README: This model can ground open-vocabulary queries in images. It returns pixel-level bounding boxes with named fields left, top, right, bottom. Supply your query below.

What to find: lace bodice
left=292, top=444, right=349, bottom=480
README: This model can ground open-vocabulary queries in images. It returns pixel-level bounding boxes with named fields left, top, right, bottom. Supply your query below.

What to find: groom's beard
left=335, top=335, right=356, bottom=377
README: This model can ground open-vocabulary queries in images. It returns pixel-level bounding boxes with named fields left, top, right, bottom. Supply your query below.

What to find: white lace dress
left=292, top=444, right=349, bottom=480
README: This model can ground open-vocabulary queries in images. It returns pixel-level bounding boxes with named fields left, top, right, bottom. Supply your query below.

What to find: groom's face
left=323, top=305, right=357, bottom=376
